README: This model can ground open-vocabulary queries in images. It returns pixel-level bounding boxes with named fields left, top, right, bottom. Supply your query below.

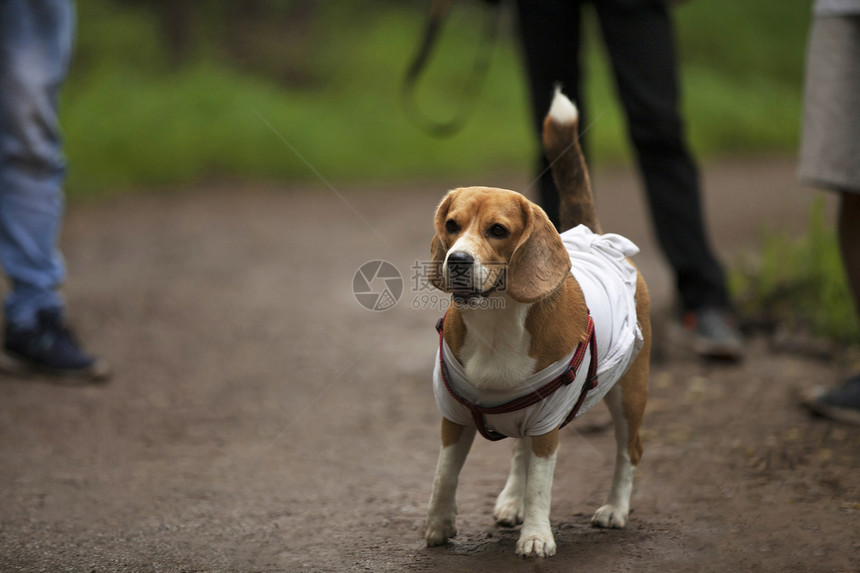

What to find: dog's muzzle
left=445, top=251, right=504, bottom=302
left=446, top=251, right=476, bottom=297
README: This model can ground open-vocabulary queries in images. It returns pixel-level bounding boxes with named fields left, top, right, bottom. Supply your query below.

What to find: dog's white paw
left=591, top=504, right=628, bottom=529
left=425, top=513, right=457, bottom=547
left=515, top=525, right=556, bottom=558
left=493, top=492, right=524, bottom=527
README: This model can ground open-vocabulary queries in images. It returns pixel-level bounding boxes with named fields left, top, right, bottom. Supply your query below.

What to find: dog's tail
left=541, top=87, right=601, bottom=234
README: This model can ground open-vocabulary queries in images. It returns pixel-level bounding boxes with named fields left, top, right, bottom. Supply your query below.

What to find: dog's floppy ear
left=506, top=200, right=571, bottom=303
left=428, top=190, right=457, bottom=291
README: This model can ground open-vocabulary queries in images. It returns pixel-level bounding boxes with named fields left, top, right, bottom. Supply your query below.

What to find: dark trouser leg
left=594, top=0, right=728, bottom=311
left=515, top=0, right=585, bottom=228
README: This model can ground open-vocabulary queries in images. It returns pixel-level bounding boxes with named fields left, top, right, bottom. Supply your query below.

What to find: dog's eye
left=445, top=219, right=459, bottom=234
left=488, top=223, right=509, bottom=238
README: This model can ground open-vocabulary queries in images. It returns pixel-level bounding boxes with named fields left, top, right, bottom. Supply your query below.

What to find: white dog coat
left=433, top=224, right=644, bottom=439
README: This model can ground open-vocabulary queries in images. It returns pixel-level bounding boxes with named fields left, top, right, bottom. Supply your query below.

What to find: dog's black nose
left=447, top=251, right=475, bottom=291
left=447, top=251, right=474, bottom=266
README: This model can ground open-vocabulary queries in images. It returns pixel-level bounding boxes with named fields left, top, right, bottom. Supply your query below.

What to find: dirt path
left=1, top=159, right=858, bottom=572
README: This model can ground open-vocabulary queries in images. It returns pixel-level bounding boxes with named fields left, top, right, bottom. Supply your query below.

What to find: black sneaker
left=683, top=307, right=745, bottom=361
left=1, top=308, right=110, bottom=381
left=804, top=374, right=860, bottom=426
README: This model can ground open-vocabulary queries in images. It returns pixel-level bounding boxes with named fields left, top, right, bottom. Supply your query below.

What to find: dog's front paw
left=493, top=492, right=524, bottom=527
left=425, top=513, right=457, bottom=547
left=515, top=524, right=556, bottom=558
left=591, top=504, right=628, bottom=529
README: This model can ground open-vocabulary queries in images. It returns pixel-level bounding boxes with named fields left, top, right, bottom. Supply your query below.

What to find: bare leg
left=806, top=191, right=860, bottom=423
left=838, top=191, right=860, bottom=314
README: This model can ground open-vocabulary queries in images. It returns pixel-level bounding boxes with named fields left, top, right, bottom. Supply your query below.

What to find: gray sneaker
left=683, top=307, right=745, bottom=361
left=804, top=374, right=860, bottom=426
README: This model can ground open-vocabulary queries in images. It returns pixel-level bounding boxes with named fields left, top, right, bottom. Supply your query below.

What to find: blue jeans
left=0, top=0, right=75, bottom=329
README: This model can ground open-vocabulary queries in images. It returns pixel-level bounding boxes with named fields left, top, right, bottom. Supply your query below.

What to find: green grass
left=60, top=0, right=812, bottom=197
left=675, top=0, right=810, bottom=156
left=731, top=200, right=860, bottom=345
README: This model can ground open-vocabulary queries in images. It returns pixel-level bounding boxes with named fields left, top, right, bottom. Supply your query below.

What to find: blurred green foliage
left=61, top=0, right=813, bottom=196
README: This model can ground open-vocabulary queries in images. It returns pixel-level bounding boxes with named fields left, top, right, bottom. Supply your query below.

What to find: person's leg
left=838, top=192, right=860, bottom=312
left=593, top=0, right=729, bottom=313
left=0, top=0, right=107, bottom=379
left=0, top=0, right=73, bottom=329
left=515, top=0, right=585, bottom=227
left=799, top=16, right=860, bottom=421
left=593, top=0, right=742, bottom=359
left=805, top=191, right=860, bottom=423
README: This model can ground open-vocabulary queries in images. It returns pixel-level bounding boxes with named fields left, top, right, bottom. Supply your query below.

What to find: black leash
left=401, top=0, right=502, bottom=138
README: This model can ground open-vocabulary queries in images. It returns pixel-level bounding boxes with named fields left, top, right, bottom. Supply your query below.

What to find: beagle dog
left=424, top=89, right=651, bottom=558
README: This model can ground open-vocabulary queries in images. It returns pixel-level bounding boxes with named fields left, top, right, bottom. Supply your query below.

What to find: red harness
left=436, top=313, right=599, bottom=441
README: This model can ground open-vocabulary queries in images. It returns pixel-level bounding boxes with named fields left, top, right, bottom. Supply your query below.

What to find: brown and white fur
left=424, top=89, right=651, bottom=558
